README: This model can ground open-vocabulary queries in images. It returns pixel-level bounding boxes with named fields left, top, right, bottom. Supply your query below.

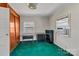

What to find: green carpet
left=10, top=41, right=73, bottom=56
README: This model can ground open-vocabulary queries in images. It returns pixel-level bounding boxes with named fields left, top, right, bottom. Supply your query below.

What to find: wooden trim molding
left=0, top=3, right=8, bottom=8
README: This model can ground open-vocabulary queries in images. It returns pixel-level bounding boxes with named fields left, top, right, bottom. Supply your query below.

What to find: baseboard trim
left=54, top=42, right=73, bottom=56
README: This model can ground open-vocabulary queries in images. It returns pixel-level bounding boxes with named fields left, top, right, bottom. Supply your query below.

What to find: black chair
left=45, top=30, right=54, bottom=43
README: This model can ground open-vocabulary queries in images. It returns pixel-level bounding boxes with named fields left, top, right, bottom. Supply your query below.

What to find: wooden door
left=10, top=11, right=16, bottom=51
left=15, top=16, right=20, bottom=44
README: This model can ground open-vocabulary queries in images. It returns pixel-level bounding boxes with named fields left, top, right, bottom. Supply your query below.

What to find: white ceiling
left=9, top=3, right=62, bottom=16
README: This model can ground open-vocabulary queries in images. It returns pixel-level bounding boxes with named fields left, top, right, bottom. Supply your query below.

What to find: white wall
left=49, top=4, right=79, bottom=56
left=20, top=15, right=49, bottom=41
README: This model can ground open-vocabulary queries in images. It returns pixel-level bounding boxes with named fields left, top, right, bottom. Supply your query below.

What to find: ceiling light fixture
left=27, top=3, right=38, bottom=10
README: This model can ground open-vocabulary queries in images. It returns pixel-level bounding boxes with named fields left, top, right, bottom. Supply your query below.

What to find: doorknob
left=5, top=34, right=8, bottom=36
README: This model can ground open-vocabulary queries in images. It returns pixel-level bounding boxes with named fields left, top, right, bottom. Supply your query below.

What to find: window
left=23, top=22, right=35, bottom=34
left=56, top=17, right=70, bottom=36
